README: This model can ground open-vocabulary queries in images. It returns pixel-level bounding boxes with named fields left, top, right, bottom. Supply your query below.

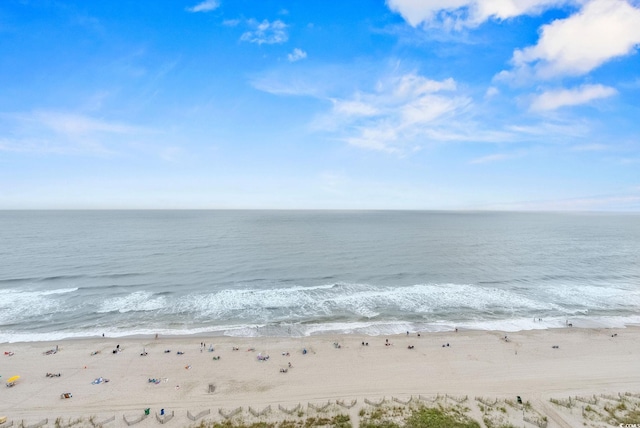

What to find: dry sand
left=1, top=327, right=639, bottom=427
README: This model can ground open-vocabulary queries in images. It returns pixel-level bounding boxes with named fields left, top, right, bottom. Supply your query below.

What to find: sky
left=1, top=0, right=640, bottom=210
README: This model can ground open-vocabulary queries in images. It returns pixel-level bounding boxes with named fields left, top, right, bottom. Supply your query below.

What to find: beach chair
left=61, top=393, right=72, bottom=399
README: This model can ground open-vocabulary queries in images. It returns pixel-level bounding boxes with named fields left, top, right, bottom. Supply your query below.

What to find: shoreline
left=2, top=327, right=640, bottom=426
left=3, top=314, right=640, bottom=345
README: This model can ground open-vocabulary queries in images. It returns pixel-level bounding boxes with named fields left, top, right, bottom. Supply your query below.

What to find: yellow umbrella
left=7, top=375, right=20, bottom=384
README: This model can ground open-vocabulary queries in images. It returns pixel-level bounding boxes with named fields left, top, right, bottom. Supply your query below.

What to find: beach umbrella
left=7, top=375, right=20, bottom=385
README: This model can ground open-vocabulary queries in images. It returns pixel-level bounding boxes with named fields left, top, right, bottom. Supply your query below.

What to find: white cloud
left=0, top=110, right=151, bottom=155
left=570, top=142, right=608, bottom=151
left=222, top=19, right=240, bottom=27
left=331, top=99, right=379, bottom=117
left=33, top=111, right=142, bottom=135
left=469, top=152, right=513, bottom=164
left=386, top=0, right=578, bottom=29
left=505, top=0, right=640, bottom=80
left=345, top=127, right=402, bottom=153
left=530, top=84, right=617, bottom=111
left=485, top=86, right=499, bottom=98
left=287, top=48, right=307, bottom=62
left=186, top=0, right=220, bottom=13
left=321, top=72, right=471, bottom=153
left=240, top=19, right=288, bottom=45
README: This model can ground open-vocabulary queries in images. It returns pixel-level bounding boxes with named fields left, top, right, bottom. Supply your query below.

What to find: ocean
left=1, top=210, right=639, bottom=343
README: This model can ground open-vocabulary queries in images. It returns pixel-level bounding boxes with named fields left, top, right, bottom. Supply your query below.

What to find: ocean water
left=1, top=210, right=639, bottom=343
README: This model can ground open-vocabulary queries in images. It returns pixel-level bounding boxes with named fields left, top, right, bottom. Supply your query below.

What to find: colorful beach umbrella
left=7, top=375, right=20, bottom=384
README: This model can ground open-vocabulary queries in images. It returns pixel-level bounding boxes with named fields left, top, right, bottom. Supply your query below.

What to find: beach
left=2, top=326, right=639, bottom=427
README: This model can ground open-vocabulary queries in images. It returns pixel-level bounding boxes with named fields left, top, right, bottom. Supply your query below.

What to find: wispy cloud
left=249, top=63, right=365, bottom=97
left=530, top=84, right=617, bottom=111
left=240, top=19, right=288, bottom=45
left=318, top=72, right=471, bottom=153
left=499, top=0, right=640, bottom=81
left=570, top=143, right=608, bottom=152
left=0, top=111, right=152, bottom=156
left=222, top=19, right=240, bottom=27
left=386, top=0, right=578, bottom=30
left=485, top=86, right=499, bottom=98
left=253, top=63, right=563, bottom=152
left=469, top=153, right=514, bottom=164
left=287, top=48, right=307, bottom=62
left=186, top=0, right=220, bottom=13
left=33, top=111, right=142, bottom=135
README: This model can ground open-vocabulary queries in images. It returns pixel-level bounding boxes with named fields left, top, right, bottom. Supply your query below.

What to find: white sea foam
left=97, top=291, right=167, bottom=314
left=172, top=282, right=563, bottom=324
left=0, top=287, right=78, bottom=324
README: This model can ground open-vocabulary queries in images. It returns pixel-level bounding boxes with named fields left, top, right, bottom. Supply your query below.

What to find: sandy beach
left=1, top=327, right=639, bottom=427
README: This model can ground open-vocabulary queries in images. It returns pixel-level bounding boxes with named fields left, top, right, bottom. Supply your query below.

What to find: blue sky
left=1, top=0, right=639, bottom=210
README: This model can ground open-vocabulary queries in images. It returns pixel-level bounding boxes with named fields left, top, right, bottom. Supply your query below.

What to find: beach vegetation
left=482, top=419, right=516, bottom=428
left=190, top=413, right=352, bottom=428
left=621, top=410, right=640, bottom=424
left=53, top=416, right=85, bottom=428
left=360, top=421, right=400, bottom=428
left=404, top=406, right=480, bottom=428
left=359, top=404, right=481, bottom=428
left=369, top=408, right=385, bottom=420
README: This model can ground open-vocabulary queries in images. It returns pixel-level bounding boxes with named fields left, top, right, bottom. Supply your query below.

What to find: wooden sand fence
left=308, top=401, right=332, bottom=412
left=187, top=409, right=210, bottom=421
left=475, top=397, right=499, bottom=407
left=364, top=397, right=386, bottom=407
left=574, top=395, right=598, bottom=405
left=392, top=396, right=413, bottom=405
left=445, top=394, right=468, bottom=403
left=90, top=415, right=115, bottom=427
left=248, top=405, right=271, bottom=417
left=418, top=394, right=440, bottom=403
left=20, top=419, right=47, bottom=428
left=155, top=411, right=174, bottom=424
left=122, top=413, right=148, bottom=426
left=278, top=404, right=301, bottom=415
left=549, top=397, right=573, bottom=408
left=218, top=407, right=242, bottom=420
left=523, top=415, right=548, bottom=428
left=336, top=399, right=357, bottom=409
left=600, top=393, right=624, bottom=402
